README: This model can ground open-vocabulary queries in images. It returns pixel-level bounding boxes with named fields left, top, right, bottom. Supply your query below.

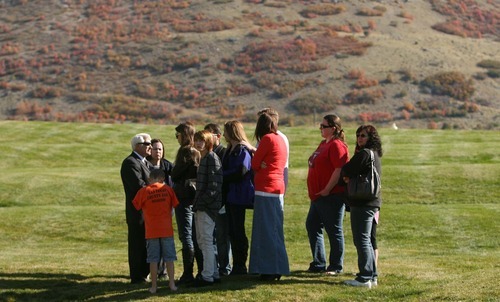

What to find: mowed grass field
left=0, top=121, right=498, bottom=302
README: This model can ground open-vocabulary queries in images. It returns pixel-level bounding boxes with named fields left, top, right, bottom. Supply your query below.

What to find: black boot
left=177, top=248, right=195, bottom=285
left=231, top=249, right=248, bottom=275
left=194, top=246, right=204, bottom=279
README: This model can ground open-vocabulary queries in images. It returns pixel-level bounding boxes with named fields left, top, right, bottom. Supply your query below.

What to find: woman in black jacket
left=342, top=125, right=383, bottom=288
left=171, top=122, right=202, bottom=285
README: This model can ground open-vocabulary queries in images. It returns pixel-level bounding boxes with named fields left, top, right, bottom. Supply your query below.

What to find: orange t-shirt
left=133, top=182, right=179, bottom=239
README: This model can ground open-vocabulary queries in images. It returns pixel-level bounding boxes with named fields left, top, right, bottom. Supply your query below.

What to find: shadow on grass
left=0, top=272, right=150, bottom=301
left=0, top=271, right=343, bottom=301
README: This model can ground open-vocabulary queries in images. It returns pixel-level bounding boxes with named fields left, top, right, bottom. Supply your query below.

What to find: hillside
left=0, top=0, right=499, bottom=129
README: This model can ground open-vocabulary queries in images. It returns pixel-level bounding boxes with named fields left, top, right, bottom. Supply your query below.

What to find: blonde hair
left=224, top=120, right=249, bottom=144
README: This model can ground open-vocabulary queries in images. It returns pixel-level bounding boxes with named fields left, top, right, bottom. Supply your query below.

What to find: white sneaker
left=344, top=279, right=372, bottom=288
left=371, top=278, right=378, bottom=287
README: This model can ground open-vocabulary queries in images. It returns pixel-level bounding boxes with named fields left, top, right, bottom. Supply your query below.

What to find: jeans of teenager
left=175, top=203, right=202, bottom=277
left=306, top=194, right=345, bottom=272
left=350, top=206, right=377, bottom=282
left=195, top=211, right=218, bottom=282
left=227, top=204, right=249, bottom=272
left=215, top=209, right=232, bottom=275
left=175, top=203, right=195, bottom=250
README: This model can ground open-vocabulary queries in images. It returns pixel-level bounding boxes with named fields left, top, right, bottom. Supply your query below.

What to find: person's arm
left=342, top=150, right=370, bottom=178
left=316, top=168, right=342, bottom=197
left=205, top=155, right=222, bottom=199
left=162, top=159, right=174, bottom=186
left=195, top=158, right=208, bottom=195
left=132, top=189, right=143, bottom=210
left=196, top=155, right=221, bottom=207
left=121, top=158, right=147, bottom=192
left=252, top=136, right=270, bottom=172
left=171, top=152, right=190, bottom=182
left=240, top=140, right=256, bottom=154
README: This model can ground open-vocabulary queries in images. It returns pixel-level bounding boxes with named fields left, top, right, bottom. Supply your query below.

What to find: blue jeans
left=306, top=194, right=345, bottom=272
left=175, top=204, right=195, bottom=250
left=175, top=203, right=202, bottom=274
left=350, top=206, right=377, bottom=282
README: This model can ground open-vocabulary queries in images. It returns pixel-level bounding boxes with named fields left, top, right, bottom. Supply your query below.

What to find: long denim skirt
left=249, top=192, right=290, bottom=275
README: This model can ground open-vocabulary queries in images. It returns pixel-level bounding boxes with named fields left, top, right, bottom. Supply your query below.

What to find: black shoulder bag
left=347, top=149, right=381, bottom=201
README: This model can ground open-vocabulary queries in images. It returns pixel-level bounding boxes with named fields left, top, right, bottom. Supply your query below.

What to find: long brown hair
left=174, top=122, right=199, bottom=165
left=254, top=112, right=277, bottom=142
left=175, top=122, right=195, bottom=147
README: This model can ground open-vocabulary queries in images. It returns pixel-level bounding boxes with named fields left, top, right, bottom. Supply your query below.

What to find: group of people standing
left=306, top=115, right=383, bottom=289
left=120, top=109, right=383, bottom=293
left=120, top=108, right=290, bottom=293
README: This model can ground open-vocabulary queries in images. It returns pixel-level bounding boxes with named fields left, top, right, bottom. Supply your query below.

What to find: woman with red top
left=306, top=114, right=349, bottom=275
left=248, top=112, right=290, bottom=281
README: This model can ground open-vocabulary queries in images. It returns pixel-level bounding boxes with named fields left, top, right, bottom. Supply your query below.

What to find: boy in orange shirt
left=133, top=169, right=179, bottom=293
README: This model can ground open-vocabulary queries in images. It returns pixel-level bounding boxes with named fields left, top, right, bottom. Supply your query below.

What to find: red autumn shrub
left=353, top=77, right=379, bottom=89
left=430, top=0, right=499, bottom=38
left=358, top=111, right=393, bottom=123
left=344, top=89, right=384, bottom=104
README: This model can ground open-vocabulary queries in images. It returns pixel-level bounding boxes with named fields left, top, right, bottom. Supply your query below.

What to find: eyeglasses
left=356, top=134, right=367, bottom=138
left=320, top=124, right=333, bottom=129
left=138, top=142, right=151, bottom=146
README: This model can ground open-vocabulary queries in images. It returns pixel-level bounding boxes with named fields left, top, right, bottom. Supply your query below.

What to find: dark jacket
left=171, top=147, right=198, bottom=204
left=193, top=151, right=223, bottom=220
left=222, top=144, right=255, bottom=208
left=213, top=143, right=226, bottom=163
left=157, top=158, right=174, bottom=187
left=120, top=152, right=150, bottom=224
left=342, top=148, right=382, bottom=209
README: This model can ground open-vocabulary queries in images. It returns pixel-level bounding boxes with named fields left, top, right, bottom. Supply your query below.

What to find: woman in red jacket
left=248, top=112, right=290, bottom=281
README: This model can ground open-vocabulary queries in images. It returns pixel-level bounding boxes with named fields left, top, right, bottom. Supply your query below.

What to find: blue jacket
left=222, top=144, right=255, bottom=208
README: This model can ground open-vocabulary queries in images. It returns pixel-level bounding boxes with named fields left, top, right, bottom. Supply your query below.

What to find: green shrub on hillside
left=477, top=60, right=500, bottom=70
left=300, top=4, right=346, bottom=18
left=288, top=93, right=337, bottom=115
left=420, top=71, right=474, bottom=100
left=486, top=69, right=500, bottom=78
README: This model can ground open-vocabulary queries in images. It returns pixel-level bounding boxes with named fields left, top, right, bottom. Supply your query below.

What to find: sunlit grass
left=0, top=121, right=499, bottom=301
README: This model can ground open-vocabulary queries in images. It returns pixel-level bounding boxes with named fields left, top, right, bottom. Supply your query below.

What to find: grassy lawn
left=0, top=121, right=498, bottom=301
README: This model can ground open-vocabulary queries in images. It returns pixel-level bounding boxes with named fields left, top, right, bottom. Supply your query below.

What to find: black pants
left=227, top=204, right=249, bottom=270
left=128, top=222, right=149, bottom=282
